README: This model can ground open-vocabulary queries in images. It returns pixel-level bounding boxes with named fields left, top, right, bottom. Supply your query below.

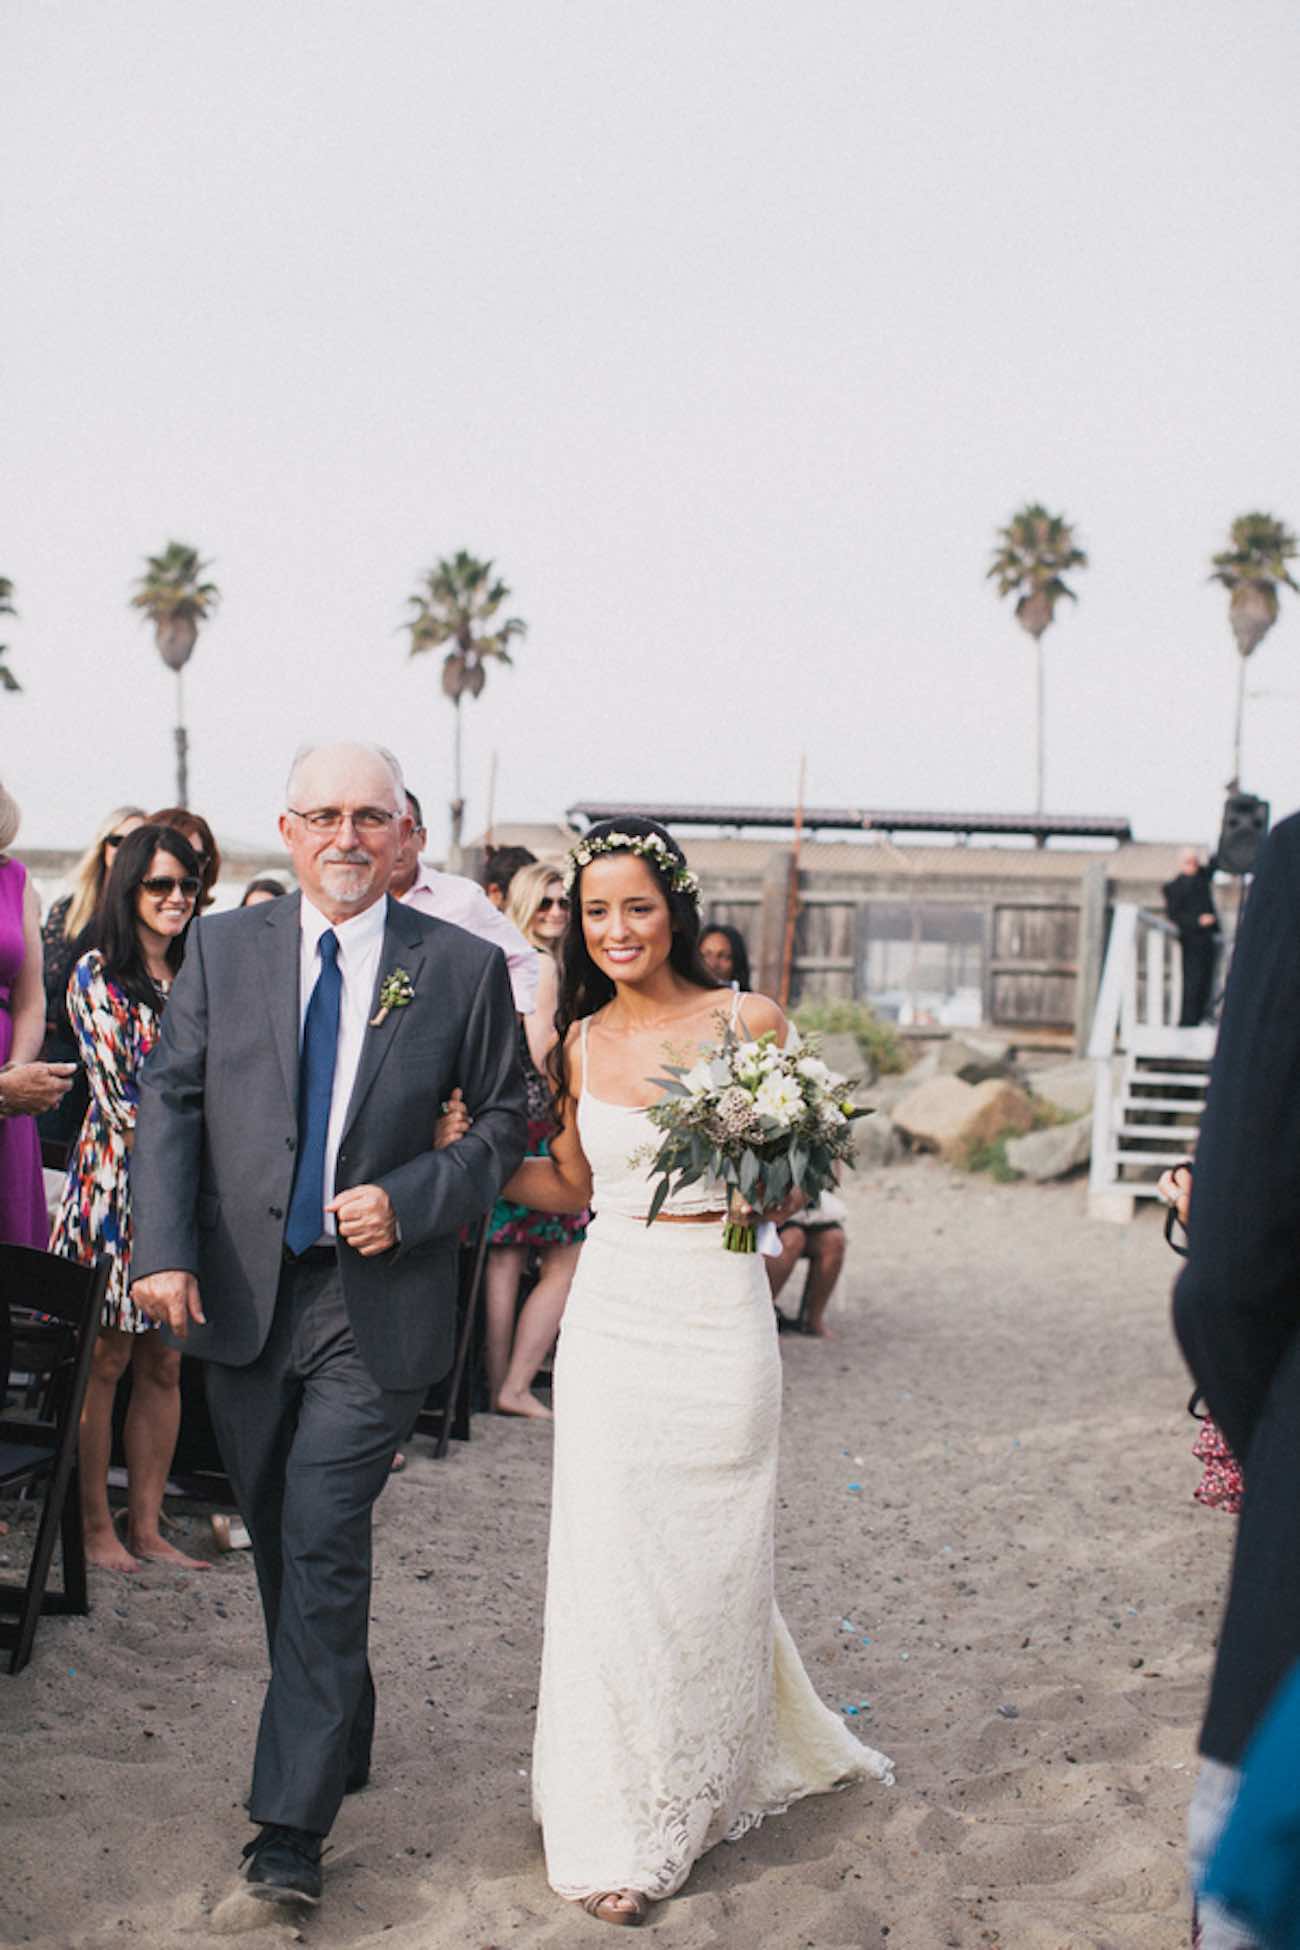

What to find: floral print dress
left=49, top=951, right=163, bottom=1333
left=486, top=1018, right=589, bottom=1249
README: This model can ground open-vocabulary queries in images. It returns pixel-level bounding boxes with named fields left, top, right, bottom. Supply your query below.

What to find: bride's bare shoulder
left=733, top=990, right=789, bottom=1041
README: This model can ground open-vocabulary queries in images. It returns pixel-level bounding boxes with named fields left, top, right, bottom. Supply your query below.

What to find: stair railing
left=1087, top=905, right=1185, bottom=1210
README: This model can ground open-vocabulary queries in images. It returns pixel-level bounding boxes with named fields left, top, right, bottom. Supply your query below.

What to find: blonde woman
left=41, top=805, right=145, bottom=1144
left=482, top=861, right=589, bottom=1418
left=0, top=783, right=52, bottom=1245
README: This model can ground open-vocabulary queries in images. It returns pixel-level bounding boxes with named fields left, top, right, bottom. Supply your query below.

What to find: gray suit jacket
left=131, top=891, right=528, bottom=1391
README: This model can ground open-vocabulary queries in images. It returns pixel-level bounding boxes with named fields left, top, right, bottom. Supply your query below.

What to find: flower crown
left=562, top=829, right=701, bottom=902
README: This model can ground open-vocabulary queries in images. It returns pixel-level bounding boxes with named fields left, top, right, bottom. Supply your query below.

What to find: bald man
left=131, top=741, right=526, bottom=1908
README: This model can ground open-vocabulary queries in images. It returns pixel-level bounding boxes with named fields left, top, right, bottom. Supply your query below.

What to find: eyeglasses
left=537, top=895, right=570, bottom=913
left=140, top=876, right=200, bottom=900
left=287, top=806, right=397, bottom=835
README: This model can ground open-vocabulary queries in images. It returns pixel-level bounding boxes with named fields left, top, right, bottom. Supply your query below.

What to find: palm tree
left=0, top=577, right=19, bottom=693
left=987, top=504, right=1088, bottom=814
left=1210, top=512, right=1298, bottom=788
left=130, top=541, right=220, bottom=807
left=404, top=551, right=527, bottom=864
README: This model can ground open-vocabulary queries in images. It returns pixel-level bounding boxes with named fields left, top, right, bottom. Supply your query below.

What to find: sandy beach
left=3, top=1156, right=1227, bottom=1950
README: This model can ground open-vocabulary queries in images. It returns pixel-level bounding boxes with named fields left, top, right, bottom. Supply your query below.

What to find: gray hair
left=285, top=742, right=406, bottom=813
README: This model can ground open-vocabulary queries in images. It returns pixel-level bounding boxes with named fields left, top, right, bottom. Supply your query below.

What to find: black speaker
left=1216, top=791, right=1270, bottom=876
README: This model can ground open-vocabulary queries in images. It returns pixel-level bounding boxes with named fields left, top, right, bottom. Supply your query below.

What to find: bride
left=479, top=817, right=894, bottom=1926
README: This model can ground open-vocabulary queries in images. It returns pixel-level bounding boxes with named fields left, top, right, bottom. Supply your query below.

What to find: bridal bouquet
left=641, top=1027, right=870, bottom=1252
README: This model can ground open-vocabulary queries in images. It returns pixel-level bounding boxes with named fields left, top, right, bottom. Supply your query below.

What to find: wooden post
left=484, top=750, right=498, bottom=853
left=1073, top=857, right=1107, bottom=1055
left=778, top=756, right=807, bottom=1010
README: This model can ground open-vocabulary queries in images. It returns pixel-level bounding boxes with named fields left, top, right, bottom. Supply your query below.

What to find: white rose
left=755, top=1073, right=804, bottom=1126
left=682, top=1060, right=715, bottom=1096
left=796, top=1056, right=832, bottom=1086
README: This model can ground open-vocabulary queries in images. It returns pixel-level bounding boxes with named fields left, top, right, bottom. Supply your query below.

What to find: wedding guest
left=389, top=789, right=538, bottom=1012
left=768, top=1193, right=848, bottom=1339
left=149, top=806, right=220, bottom=909
left=483, top=862, right=588, bottom=1418
left=50, top=823, right=205, bottom=1572
left=40, top=804, right=146, bottom=1145
left=699, top=922, right=752, bottom=991
left=1172, top=811, right=1300, bottom=1948
left=1164, top=846, right=1220, bottom=1028
left=0, top=783, right=58, bottom=1246
left=241, top=877, right=287, bottom=907
left=482, top=844, right=536, bottom=911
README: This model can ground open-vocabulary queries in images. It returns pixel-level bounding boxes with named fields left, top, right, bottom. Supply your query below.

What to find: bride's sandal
left=578, top=1891, right=649, bottom=1928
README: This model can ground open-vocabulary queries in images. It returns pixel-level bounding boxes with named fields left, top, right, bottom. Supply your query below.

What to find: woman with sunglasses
left=50, top=824, right=206, bottom=1571
left=482, top=862, right=590, bottom=1418
left=39, top=805, right=146, bottom=1144
left=147, top=805, right=221, bottom=909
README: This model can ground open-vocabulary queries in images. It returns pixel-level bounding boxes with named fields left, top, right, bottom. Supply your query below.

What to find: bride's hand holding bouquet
left=641, top=1024, right=870, bottom=1252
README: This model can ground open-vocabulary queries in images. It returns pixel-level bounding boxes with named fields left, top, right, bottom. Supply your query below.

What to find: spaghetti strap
left=729, top=988, right=746, bottom=1034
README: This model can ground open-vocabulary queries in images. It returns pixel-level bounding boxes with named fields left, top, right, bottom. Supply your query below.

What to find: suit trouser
left=204, top=1255, right=426, bottom=1836
left=1179, top=932, right=1217, bottom=1026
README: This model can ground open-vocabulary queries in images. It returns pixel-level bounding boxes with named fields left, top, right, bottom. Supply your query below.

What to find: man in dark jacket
left=1173, top=812, right=1300, bottom=1947
left=1164, top=847, right=1221, bottom=1027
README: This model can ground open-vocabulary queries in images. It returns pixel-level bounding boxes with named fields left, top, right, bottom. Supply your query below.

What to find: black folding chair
left=416, top=1217, right=491, bottom=1459
left=0, top=1243, right=110, bottom=1675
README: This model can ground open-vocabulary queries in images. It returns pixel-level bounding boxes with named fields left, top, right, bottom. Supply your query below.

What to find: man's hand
left=1157, top=1161, right=1193, bottom=1228
left=131, top=1270, right=205, bottom=1339
left=326, top=1184, right=397, bottom=1257
left=0, top=1062, right=77, bottom=1116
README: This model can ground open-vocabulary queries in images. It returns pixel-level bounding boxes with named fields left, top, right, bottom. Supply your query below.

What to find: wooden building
left=470, top=804, right=1227, bottom=1051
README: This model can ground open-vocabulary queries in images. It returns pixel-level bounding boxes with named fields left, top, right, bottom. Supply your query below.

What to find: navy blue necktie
left=285, top=928, right=342, bottom=1255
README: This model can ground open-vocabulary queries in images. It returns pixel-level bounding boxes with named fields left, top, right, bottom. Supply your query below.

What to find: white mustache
left=322, top=850, right=370, bottom=866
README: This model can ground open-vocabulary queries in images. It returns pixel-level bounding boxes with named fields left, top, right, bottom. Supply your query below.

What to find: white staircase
left=1087, top=904, right=1218, bottom=1221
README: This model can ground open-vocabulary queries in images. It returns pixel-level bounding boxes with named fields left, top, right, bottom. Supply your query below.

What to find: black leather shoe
left=241, top=1824, right=323, bottom=1905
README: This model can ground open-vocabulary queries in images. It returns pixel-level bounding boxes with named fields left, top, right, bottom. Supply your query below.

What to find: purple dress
left=0, top=857, right=50, bottom=1248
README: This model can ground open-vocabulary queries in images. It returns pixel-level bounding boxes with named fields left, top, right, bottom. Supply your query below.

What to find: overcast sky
left=5, top=0, right=1299, bottom=857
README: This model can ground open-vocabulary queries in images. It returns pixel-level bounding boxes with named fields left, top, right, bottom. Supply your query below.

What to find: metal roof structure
left=565, top=802, right=1134, bottom=844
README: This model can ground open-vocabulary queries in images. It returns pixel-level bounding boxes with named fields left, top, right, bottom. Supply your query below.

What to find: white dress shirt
left=399, top=860, right=539, bottom=1014
left=299, top=893, right=388, bottom=1238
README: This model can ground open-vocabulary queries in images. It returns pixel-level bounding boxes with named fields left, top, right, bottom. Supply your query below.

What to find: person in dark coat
left=1164, top=847, right=1221, bottom=1027
left=1172, top=811, right=1300, bottom=1947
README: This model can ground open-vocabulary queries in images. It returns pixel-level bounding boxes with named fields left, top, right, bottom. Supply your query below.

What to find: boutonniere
left=370, top=967, right=415, bottom=1027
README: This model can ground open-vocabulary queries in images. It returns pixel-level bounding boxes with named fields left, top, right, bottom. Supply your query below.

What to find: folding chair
left=0, top=1243, right=110, bottom=1675
left=416, top=1216, right=491, bottom=1459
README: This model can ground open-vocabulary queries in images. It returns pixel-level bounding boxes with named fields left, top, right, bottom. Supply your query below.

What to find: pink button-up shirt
left=398, top=862, right=539, bottom=1014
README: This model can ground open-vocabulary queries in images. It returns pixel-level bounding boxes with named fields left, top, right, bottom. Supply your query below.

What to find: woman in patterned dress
left=483, top=862, right=590, bottom=1419
left=50, top=824, right=204, bottom=1572
left=39, top=804, right=146, bottom=1146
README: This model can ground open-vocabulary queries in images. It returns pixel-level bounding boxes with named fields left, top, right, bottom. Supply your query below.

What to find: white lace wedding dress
left=532, top=1015, right=893, bottom=1906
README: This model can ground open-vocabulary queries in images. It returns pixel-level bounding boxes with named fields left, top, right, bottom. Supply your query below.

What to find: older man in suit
left=131, top=741, right=526, bottom=1907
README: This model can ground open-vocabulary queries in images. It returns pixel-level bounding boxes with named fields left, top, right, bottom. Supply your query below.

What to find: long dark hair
left=699, top=921, right=753, bottom=991
left=549, top=818, right=718, bottom=1111
left=96, top=824, right=201, bottom=1011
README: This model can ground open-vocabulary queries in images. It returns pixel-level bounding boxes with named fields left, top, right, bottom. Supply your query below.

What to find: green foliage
left=130, top=541, right=220, bottom=626
left=793, top=999, right=906, bottom=1076
left=987, top=503, right=1087, bottom=638
left=964, top=1136, right=1022, bottom=1182
left=1210, top=512, right=1299, bottom=595
left=1210, top=512, right=1299, bottom=661
left=405, top=550, right=527, bottom=704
